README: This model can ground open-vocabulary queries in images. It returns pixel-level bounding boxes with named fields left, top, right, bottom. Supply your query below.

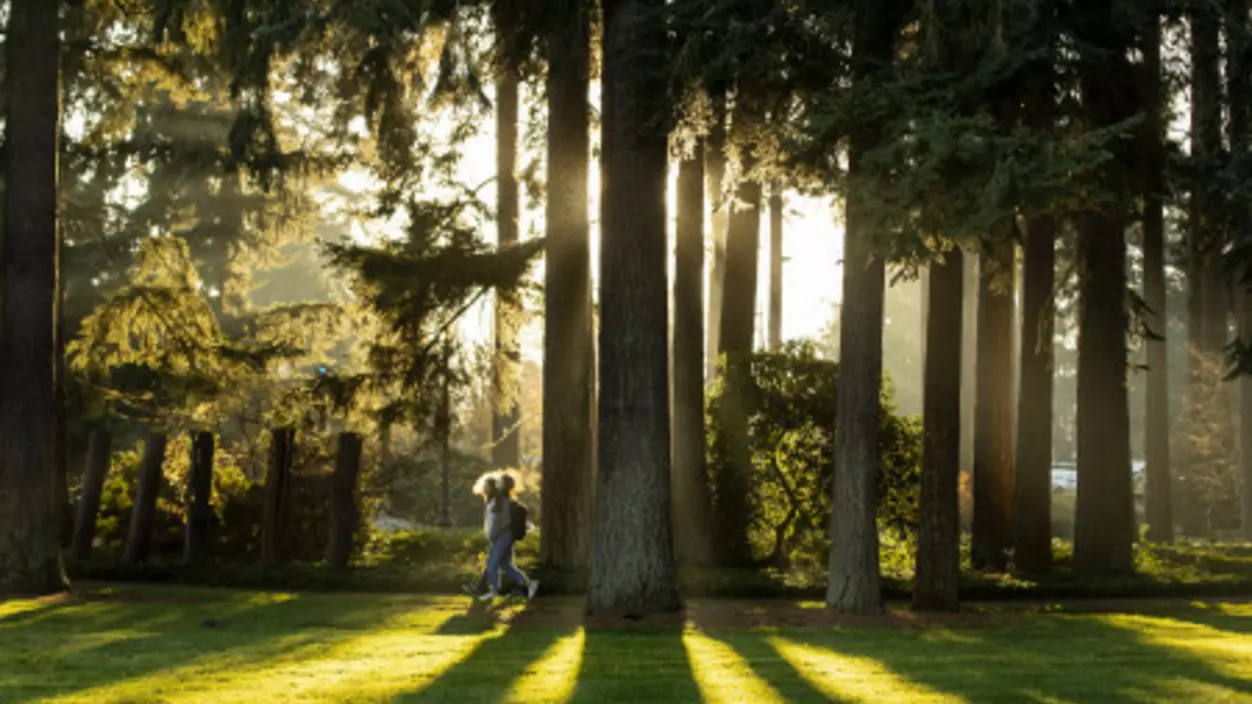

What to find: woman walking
left=464, top=471, right=538, bottom=600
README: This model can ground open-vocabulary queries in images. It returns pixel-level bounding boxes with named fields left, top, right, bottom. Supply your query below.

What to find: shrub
left=707, top=341, right=923, bottom=570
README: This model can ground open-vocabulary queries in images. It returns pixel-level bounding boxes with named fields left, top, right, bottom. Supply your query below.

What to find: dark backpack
left=509, top=501, right=529, bottom=541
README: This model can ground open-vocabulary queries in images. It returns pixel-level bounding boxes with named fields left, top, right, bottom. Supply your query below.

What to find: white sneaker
left=478, top=590, right=500, bottom=602
left=527, top=580, right=539, bottom=599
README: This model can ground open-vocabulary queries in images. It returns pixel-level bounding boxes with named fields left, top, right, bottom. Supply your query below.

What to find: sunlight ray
left=503, top=628, right=585, bottom=703
left=0, top=598, right=57, bottom=622
left=1096, top=613, right=1252, bottom=681
left=683, top=628, right=788, bottom=704
left=768, top=636, right=963, bottom=703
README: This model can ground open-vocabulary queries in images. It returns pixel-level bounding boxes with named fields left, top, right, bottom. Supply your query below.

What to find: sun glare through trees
left=1, top=0, right=1252, bottom=700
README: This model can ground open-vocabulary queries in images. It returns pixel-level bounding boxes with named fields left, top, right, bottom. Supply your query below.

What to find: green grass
left=68, top=532, right=1252, bottom=603
left=3, top=585, right=1251, bottom=703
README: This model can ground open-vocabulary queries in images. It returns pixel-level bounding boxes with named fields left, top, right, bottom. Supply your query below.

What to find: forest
left=1, top=0, right=1252, bottom=627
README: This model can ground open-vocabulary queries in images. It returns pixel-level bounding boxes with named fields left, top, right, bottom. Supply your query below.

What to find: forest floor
left=2, top=585, right=1251, bottom=703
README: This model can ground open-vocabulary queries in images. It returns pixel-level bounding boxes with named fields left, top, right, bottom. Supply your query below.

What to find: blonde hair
left=472, top=471, right=499, bottom=498
left=471, top=468, right=524, bottom=497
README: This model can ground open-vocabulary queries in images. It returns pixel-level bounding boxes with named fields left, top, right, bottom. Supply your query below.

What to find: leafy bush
left=707, top=341, right=923, bottom=570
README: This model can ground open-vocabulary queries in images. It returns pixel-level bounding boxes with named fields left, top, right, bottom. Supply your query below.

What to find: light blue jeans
left=485, top=532, right=527, bottom=592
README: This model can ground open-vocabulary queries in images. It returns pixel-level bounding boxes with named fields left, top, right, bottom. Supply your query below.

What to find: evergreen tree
left=672, top=137, right=714, bottom=566
left=1141, top=7, right=1174, bottom=544
left=1225, top=0, right=1252, bottom=538
left=588, top=0, right=681, bottom=616
left=826, top=0, right=903, bottom=614
left=916, top=247, right=964, bottom=611
left=972, top=236, right=1015, bottom=572
left=541, top=0, right=597, bottom=569
left=491, top=65, right=523, bottom=470
left=705, top=97, right=730, bottom=385
left=0, top=0, right=68, bottom=595
left=1071, top=0, right=1138, bottom=575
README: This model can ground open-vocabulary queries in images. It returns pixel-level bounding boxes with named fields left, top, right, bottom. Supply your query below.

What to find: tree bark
left=542, top=6, right=596, bottom=568
left=0, top=0, right=66, bottom=595
left=1074, top=209, right=1134, bottom=573
left=437, top=348, right=453, bottom=528
left=1178, top=3, right=1225, bottom=538
left=1013, top=217, right=1056, bottom=574
left=493, top=70, right=522, bottom=470
left=713, top=178, right=761, bottom=566
left=705, top=103, right=729, bottom=385
left=915, top=250, right=964, bottom=612
left=827, top=6, right=898, bottom=615
left=1070, top=0, right=1136, bottom=576
left=768, top=187, right=784, bottom=351
left=1227, top=0, right=1252, bottom=540
left=327, top=432, right=363, bottom=569
left=122, top=433, right=168, bottom=565
left=1243, top=297, right=1252, bottom=540
left=588, top=0, right=680, bottom=616
left=71, top=429, right=112, bottom=562
left=671, top=143, right=713, bottom=566
left=184, top=431, right=215, bottom=565
left=972, top=241, right=1015, bottom=572
left=261, top=427, right=295, bottom=568
left=1143, top=13, right=1174, bottom=544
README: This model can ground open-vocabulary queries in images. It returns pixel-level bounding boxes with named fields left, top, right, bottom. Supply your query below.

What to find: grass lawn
left=2, top=586, right=1251, bottom=703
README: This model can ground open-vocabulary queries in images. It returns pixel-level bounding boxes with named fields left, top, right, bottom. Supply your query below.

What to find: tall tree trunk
left=0, top=0, right=66, bottom=595
left=1013, top=216, right=1056, bottom=574
left=184, top=431, right=215, bottom=565
left=671, top=142, right=713, bottom=565
left=261, top=427, right=295, bottom=568
left=1183, top=4, right=1228, bottom=537
left=327, top=432, right=363, bottom=569
left=960, top=253, right=979, bottom=498
left=1228, top=0, right=1252, bottom=539
left=437, top=345, right=453, bottom=527
left=588, top=0, right=680, bottom=616
left=1243, top=298, right=1252, bottom=541
left=1074, top=211, right=1134, bottom=573
left=768, top=187, right=784, bottom=351
left=827, top=6, right=898, bottom=614
left=915, top=249, right=964, bottom=612
left=713, top=178, right=761, bottom=566
left=1071, top=0, right=1136, bottom=576
left=972, top=241, right=1015, bottom=572
left=71, top=429, right=112, bottom=562
left=1143, top=13, right=1174, bottom=543
left=705, top=101, right=729, bottom=385
left=493, top=71, right=522, bottom=470
left=122, top=434, right=168, bottom=565
left=55, top=298, right=70, bottom=549
left=542, top=7, right=596, bottom=568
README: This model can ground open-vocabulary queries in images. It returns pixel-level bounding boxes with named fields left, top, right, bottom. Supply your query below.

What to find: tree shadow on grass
left=398, top=607, right=576, bottom=702
left=760, top=609, right=1252, bottom=704
left=0, top=590, right=404, bottom=703
left=568, top=626, right=704, bottom=704
left=1157, top=601, right=1252, bottom=636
